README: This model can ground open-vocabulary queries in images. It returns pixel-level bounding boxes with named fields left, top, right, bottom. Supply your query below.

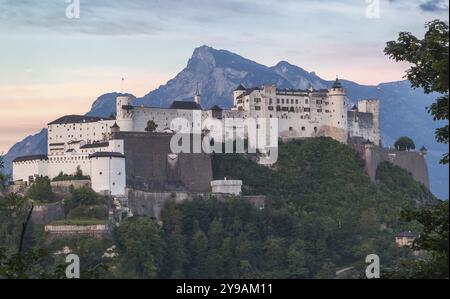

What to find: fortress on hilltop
left=12, top=78, right=429, bottom=196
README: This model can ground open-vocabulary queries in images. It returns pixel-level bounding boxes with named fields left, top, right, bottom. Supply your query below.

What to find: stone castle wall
left=31, top=203, right=65, bottom=225
left=44, top=224, right=110, bottom=240
left=50, top=180, right=91, bottom=195
left=127, top=188, right=266, bottom=220
left=353, top=144, right=430, bottom=188
left=112, top=132, right=213, bottom=193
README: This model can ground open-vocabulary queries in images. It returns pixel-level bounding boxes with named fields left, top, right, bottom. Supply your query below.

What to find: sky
left=0, top=0, right=448, bottom=153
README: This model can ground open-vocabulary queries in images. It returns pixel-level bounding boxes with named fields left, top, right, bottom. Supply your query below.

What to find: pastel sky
left=0, top=0, right=448, bottom=153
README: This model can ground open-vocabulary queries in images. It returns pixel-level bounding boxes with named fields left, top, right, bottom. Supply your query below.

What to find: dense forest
left=0, top=138, right=442, bottom=278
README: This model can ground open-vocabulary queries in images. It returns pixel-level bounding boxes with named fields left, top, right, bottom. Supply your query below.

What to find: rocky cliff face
left=3, top=46, right=448, bottom=198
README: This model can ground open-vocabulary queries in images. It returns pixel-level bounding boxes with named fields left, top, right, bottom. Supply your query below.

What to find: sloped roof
left=80, top=142, right=109, bottom=149
left=396, top=231, right=415, bottom=238
left=236, top=87, right=262, bottom=99
left=332, top=78, right=343, bottom=89
left=88, top=152, right=125, bottom=159
left=234, top=84, right=246, bottom=91
left=210, top=105, right=223, bottom=111
left=13, top=155, right=48, bottom=163
left=48, top=115, right=112, bottom=125
left=169, top=101, right=202, bottom=110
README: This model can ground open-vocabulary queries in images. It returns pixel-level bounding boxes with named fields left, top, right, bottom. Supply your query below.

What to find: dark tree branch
left=18, top=204, right=34, bottom=254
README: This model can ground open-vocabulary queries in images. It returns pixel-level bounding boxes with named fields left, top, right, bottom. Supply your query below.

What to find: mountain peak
left=274, top=60, right=309, bottom=73
left=192, top=45, right=214, bottom=56
left=275, top=60, right=294, bottom=68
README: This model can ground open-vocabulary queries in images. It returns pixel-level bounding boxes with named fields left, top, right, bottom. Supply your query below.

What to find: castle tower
left=327, top=77, right=348, bottom=142
left=194, top=82, right=201, bottom=105
left=233, top=84, right=247, bottom=108
left=358, top=99, right=381, bottom=147
left=116, top=96, right=134, bottom=132
left=420, top=146, right=428, bottom=156
left=89, top=152, right=126, bottom=196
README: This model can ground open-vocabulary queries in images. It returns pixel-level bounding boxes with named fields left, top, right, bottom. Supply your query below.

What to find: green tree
left=113, top=216, right=165, bottom=278
left=188, top=228, right=209, bottom=278
left=386, top=201, right=449, bottom=279
left=26, top=176, right=54, bottom=203
left=64, top=186, right=107, bottom=217
left=74, top=166, right=89, bottom=180
left=0, top=154, right=7, bottom=190
left=145, top=120, right=158, bottom=132
left=394, top=136, right=416, bottom=151
left=385, top=20, right=449, bottom=164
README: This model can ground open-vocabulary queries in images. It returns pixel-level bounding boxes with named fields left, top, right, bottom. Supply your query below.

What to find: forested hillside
left=0, top=139, right=437, bottom=278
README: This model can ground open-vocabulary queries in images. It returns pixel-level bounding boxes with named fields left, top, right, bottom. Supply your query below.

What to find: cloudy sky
left=0, top=0, right=448, bottom=153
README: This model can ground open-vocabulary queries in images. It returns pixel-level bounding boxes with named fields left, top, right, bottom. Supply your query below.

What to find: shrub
left=26, top=176, right=55, bottom=203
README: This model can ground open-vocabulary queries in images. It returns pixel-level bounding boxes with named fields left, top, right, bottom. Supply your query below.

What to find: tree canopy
left=394, top=136, right=416, bottom=151
left=385, top=19, right=449, bottom=163
left=26, top=177, right=55, bottom=203
left=145, top=120, right=158, bottom=132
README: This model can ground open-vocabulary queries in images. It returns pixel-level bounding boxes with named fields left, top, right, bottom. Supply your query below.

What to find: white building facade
left=13, top=78, right=380, bottom=195
left=13, top=115, right=126, bottom=196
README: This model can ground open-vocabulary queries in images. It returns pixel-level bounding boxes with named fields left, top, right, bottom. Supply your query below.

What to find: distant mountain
left=87, top=92, right=136, bottom=118
left=3, top=46, right=448, bottom=199
left=2, top=129, right=48, bottom=176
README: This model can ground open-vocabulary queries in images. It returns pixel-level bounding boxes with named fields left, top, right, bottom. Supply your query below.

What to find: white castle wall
left=358, top=100, right=381, bottom=146
left=131, top=107, right=209, bottom=133
left=231, top=83, right=349, bottom=142
left=12, top=158, right=48, bottom=182
left=90, top=155, right=126, bottom=196
left=211, top=179, right=242, bottom=195
left=48, top=120, right=115, bottom=147
left=13, top=136, right=125, bottom=189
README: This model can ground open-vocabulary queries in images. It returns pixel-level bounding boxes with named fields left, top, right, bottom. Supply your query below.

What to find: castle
left=12, top=78, right=388, bottom=196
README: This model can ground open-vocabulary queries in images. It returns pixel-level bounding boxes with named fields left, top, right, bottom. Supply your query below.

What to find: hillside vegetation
left=109, top=138, right=436, bottom=278
left=0, top=138, right=438, bottom=278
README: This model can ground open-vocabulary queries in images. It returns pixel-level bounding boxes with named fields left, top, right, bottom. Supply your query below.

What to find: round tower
left=327, top=77, right=348, bottom=142
left=116, top=96, right=134, bottom=131
left=89, top=152, right=126, bottom=196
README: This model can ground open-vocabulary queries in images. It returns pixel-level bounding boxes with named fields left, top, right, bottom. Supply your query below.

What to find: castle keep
left=12, top=78, right=428, bottom=196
